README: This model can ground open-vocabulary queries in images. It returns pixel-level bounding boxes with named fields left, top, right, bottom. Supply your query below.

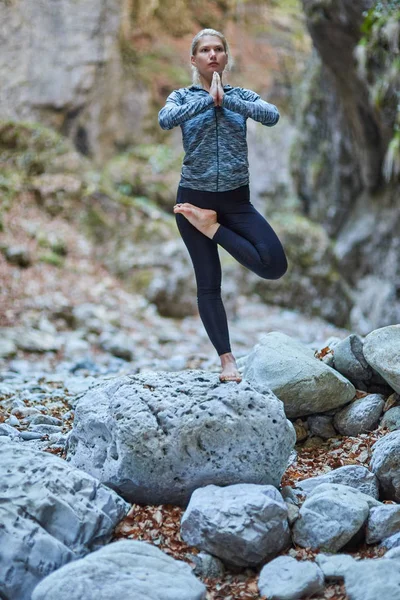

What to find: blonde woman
left=158, top=29, right=288, bottom=383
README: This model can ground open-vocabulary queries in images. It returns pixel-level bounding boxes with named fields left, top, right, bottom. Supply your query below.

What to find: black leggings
left=175, top=184, right=288, bottom=356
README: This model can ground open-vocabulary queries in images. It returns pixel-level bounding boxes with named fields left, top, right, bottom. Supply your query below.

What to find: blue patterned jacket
left=158, top=84, right=280, bottom=192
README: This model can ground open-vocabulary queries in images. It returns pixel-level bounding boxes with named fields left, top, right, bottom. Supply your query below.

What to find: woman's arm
left=158, top=89, right=215, bottom=130
left=222, top=88, right=280, bottom=127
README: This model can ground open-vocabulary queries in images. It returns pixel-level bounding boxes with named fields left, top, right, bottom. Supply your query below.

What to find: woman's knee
left=258, top=252, right=288, bottom=280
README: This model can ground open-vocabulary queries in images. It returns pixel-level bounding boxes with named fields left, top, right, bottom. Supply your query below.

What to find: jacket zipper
left=214, top=107, right=219, bottom=192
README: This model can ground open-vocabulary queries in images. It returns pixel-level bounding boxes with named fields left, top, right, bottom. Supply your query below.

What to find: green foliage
left=38, top=251, right=65, bottom=267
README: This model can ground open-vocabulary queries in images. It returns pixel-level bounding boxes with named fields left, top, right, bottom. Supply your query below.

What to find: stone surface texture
left=243, top=332, right=356, bottom=418
left=66, top=371, right=296, bottom=505
left=258, top=555, right=324, bottom=600
left=295, top=465, right=380, bottom=499
left=292, top=483, right=377, bottom=552
left=333, top=394, right=385, bottom=436
left=370, top=430, right=400, bottom=501
left=180, top=483, right=290, bottom=567
left=0, top=439, right=129, bottom=600
left=363, top=325, right=400, bottom=394
left=31, top=539, right=206, bottom=600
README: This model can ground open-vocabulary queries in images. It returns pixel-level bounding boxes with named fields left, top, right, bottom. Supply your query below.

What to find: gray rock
left=32, top=539, right=206, bottom=600
left=380, top=531, right=400, bottom=550
left=0, top=439, right=129, bottom=600
left=0, top=423, right=21, bottom=438
left=181, top=483, right=290, bottom=567
left=6, top=414, right=21, bottom=426
left=292, top=484, right=373, bottom=552
left=14, top=329, right=62, bottom=353
left=366, top=504, right=400, bottom=544
left=308, top=414, right=338, bottom=439
left=0, top=338, right=17, bottom=358
left=243, top=331, right=355, bottom=418
left=380, top=406, right=400, bottom=431
left=98, top=331, right=135, bottom=361
left=370, top=430, right=400, bottom=501
left=190, top=552, right=225, bottom=579
left=363, top=325, right=400, bottom=393
left=28, top=424, right=63, bottom=434
left=295, top=465, right=380, bottom=499
left=66, top=371, right=295, bottom=505
left=258, top=555, right=324, bottom=600
left=333, top=394, right=385, bottom=436
left=385, top=546, right=400, bottom=559
left=19, top=431, right=45, bottom=440
left=344, top=558, right=400, bottom=600
left=27, top=414, right=63, bottom=426
left=315, top=553, right=357, bottom=581
left=286, top=502, right=300, bottom=525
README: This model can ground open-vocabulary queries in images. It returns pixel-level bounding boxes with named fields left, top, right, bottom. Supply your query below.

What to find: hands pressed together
left=209, top=71, right=224, bottom=107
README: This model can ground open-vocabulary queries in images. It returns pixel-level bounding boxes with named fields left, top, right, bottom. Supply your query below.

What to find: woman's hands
left=209, top=72, right=224, bottom=107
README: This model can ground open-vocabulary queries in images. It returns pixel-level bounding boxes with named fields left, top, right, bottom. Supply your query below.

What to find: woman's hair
left=190, top=28, right=233, bottom=85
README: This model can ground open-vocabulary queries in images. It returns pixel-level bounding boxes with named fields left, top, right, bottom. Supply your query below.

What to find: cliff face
left=292, top=0, right=400, bottom=332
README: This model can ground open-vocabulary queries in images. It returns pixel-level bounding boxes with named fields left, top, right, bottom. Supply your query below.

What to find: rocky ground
left=1, top=185, right=397, bottom=600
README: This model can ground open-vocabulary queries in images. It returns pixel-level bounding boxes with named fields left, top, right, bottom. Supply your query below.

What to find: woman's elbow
left=158, top=111, right=172, bottom=130
left=267, top=108, right=280, bottom=127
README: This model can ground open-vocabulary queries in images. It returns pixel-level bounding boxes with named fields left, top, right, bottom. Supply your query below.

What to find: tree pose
left=158, top=28, right=288, bottom=382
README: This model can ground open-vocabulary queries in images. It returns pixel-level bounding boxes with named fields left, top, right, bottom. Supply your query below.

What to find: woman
left=158, top=28, right=288, bottom=383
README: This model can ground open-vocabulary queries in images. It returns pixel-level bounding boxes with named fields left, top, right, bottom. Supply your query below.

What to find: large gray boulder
left=32, top=539, right=206, bottom=600
left=366, top=505, right=400, bottom=544
left=292, top=483, right=378, bottom=552
left=243, top=332, right=356, bottom=417
left=180, top=483, right=290, bottom=567
left=330, top=334, right=390, bottom=393
left=344, top=558, right=400, bottom=600
left=333, top=394, right=385, bottom=436
left=363, top=325, right=400, bottom=393
left=370, top=430, right=400, bottom=501
left=295, top=465, right=380, bottom=499
left=258, top=555, right=324, bottom=600
left=66, top=371, right=296, bottom=505
left=0, top=439, right=129, bottom=600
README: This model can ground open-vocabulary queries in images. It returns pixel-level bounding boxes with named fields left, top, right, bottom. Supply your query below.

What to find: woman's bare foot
left=219, top=352, right=242, bottom=383
left=173, top=203, right=220, bottom=239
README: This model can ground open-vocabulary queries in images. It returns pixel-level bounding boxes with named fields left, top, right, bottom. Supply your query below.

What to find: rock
left=31, top=539, right=206, bottom=600
left=98, top=331, right=135, bottom=361
left=295, top=465, right=380, bottom=499
left=380, top=406, right=400, bottom=431
left=19, top=431, right=45, bottom=440
left=363, top=325, right=400, bottom=393
left=385, top=546, right=400, bottom=559
left=190, top=552, right=225, bottom=579
left=180, top=483, right=290, bottom=567
left=243, top=332, right=355, bottom=418
left=344, top=558, right=400, bottom=600
left=315, top=553, right=357, bottom=581
left=307, top=414, right=337, bottom=439
left=66, top=371, right=295, bottom=505
left=286, top=502, right=300, bottom=525
left=258, top=555, right=324, bottom=600
left=366, top=505, right=400, bottom=544
left=333, top=394, right=385, bottom=436
left=0, top=423, right=21, bottom=438
left=370, top=430, right=400, bottom=501
left=0, top=338, right=17, bottom=358
left=27, top=414, right=63, bottom=426
left=72, top=303, right=119, bottom=334
left=292, top=483, right=375, bottom=552
left=3, top=245, right=32, bottom=267
left=28, top=424, right=63, bottom=434
left=0, top=439, right=129, bottom=600
left=330, top=334, right=388, bottom=392
left=380, top=531, right=400, bottom=550
left=14, top=329, right=62, bottom=353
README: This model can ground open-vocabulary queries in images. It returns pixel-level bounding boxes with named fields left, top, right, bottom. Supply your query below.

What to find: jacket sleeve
left=158, top=89, right=215, bottom=130
left=222, top=88, right=280, bottom=127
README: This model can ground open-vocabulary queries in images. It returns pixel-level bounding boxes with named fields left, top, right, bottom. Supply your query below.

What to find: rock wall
left=292, top=0, right=400, bottom=332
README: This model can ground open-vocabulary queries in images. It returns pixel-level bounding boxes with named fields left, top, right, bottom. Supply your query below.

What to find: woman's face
left=191, top=35, right=228, bottom=80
